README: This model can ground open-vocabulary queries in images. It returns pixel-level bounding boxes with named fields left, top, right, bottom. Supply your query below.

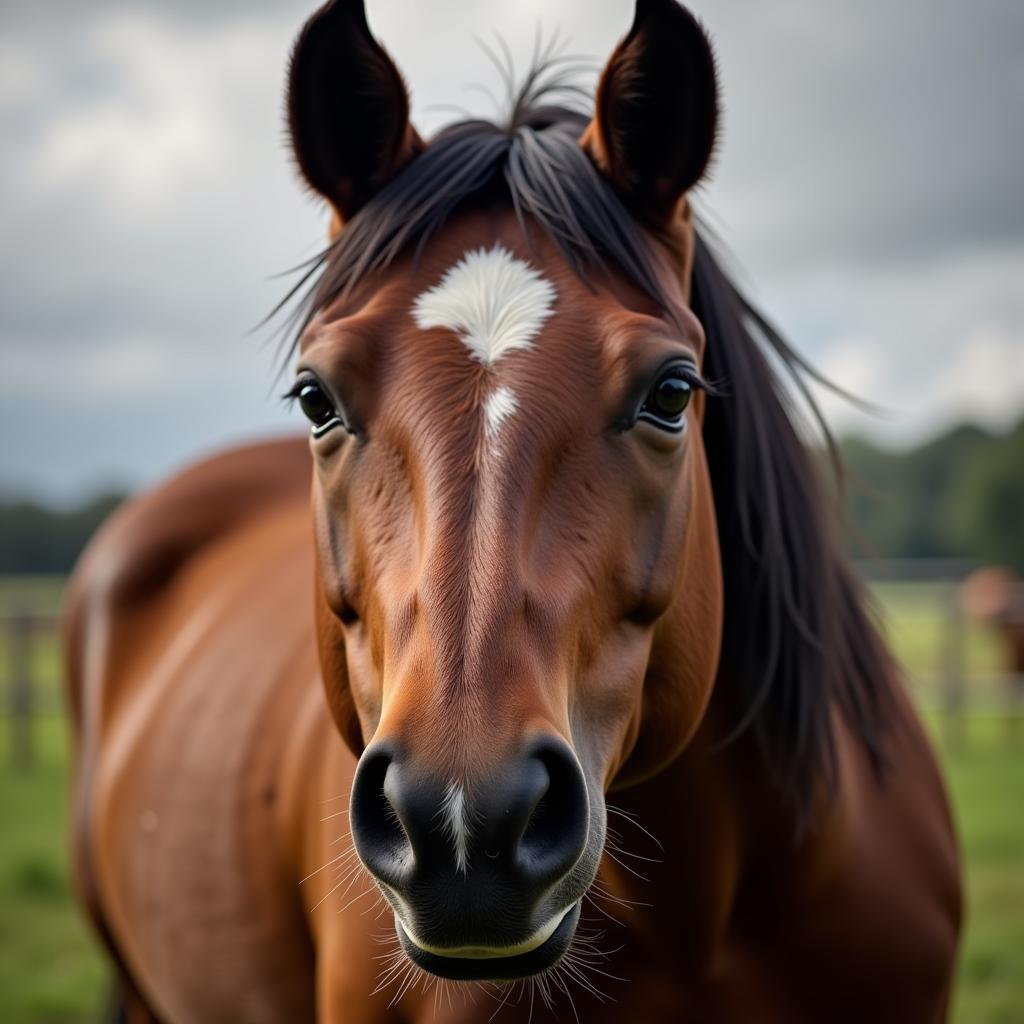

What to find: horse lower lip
left=395, top=902, right=582, bottom=981
left=398, top=904, right=575, bottom=959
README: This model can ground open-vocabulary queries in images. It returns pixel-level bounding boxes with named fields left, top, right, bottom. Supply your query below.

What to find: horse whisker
left=603, top=848, right=651, bottom=882
left=605, top=805, right=664, bottom=850
left=299, top=848, right=355, bottom=885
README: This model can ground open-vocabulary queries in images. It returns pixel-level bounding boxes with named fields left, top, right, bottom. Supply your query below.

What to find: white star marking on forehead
left=412, top=245, right=556, bottom=366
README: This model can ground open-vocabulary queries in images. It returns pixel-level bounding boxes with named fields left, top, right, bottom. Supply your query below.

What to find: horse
left=962, top=567, right=1024, bottom=710
left=63, top=1, right=962, bottom=1020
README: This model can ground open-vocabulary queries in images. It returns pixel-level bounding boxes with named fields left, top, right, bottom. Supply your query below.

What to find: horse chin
left=394, top=902, right=582, bottom=982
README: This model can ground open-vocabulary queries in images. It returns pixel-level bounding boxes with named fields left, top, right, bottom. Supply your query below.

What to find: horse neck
left=596, top=679, right=818, bottom=964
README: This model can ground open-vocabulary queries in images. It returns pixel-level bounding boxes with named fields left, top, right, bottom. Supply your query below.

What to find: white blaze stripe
left=440, top=782, right=471, bottom=875
left=483, top=385, right=519, bottom=441
left=412, top=245, right=556, bottom=366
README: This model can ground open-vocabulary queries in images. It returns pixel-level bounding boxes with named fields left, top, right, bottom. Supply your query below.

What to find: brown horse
left=63, top=1, right=962, bottom=1020
left=963, top=568, right=1024, bottom=677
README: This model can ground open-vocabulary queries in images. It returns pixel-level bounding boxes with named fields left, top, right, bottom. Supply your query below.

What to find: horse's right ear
left=287, top=0, right=422, bottom=226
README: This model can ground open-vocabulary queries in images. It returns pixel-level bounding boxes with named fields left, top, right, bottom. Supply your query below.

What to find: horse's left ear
left=581, top=0, right=719, bottom=225
left=287, top=0, right=423, bottom=226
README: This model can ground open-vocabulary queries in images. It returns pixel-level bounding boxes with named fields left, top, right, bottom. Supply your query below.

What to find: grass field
left=0, top=579, right=1021, bottom=1022
left=0, top=717, right=107, bottom=1023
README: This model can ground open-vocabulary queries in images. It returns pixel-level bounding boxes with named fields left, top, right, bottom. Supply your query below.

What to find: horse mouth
left=395, top=902, right=581, bottom=981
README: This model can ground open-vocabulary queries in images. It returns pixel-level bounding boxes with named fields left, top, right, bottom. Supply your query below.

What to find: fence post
left=8, top=612, right=35, bottom=770
left=941, top=580, right=965, bottom=750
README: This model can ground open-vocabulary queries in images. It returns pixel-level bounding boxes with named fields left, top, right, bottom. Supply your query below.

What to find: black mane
left=278, top=72, right=894, bottom=823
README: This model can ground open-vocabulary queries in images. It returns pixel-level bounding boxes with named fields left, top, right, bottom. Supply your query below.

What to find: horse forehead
left=405, top=240, right=605, bottom=427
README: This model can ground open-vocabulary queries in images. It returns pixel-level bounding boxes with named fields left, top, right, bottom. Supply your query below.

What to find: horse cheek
left=314, top=585, right=367, bottom=756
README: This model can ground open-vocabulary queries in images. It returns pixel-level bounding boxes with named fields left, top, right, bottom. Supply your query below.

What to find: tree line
left=841, top=417, right=1024, bottom=573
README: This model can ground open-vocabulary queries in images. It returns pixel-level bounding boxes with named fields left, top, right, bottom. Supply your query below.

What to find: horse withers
left=63, top=1, right=962, bottom=1020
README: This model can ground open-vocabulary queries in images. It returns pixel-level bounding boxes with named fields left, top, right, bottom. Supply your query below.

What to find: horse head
left=286, top=0, right=725, bottom=981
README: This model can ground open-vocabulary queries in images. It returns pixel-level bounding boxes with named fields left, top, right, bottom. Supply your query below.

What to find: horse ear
left=581, top=0, right=719, bottom=224
left=287, top=0, right=422, bottom=224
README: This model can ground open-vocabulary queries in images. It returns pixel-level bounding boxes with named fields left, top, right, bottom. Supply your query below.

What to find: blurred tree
left=841, top=418, right=1024, bottom=572
left=0, top=494, right=124, bottom=574
left=942, top=420, right=1024, bottom=570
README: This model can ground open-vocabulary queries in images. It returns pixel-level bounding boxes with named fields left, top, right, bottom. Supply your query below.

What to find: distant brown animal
left=962, top=567, right=1024, bottom=677
left=63, top=1, right=962, bottom=1020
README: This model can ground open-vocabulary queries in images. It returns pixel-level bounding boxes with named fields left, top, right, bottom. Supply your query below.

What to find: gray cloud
left=702, top=0, right=1024, bottom=270
left=2, top=0, right=1022, bottom=503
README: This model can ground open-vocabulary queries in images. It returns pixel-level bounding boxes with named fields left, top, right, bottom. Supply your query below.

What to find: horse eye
left=296, top=380, right=341, bottom=435
left=638, top=368, right=693, bottom=431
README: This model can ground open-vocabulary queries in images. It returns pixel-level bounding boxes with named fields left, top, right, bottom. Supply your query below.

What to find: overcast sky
left=2, top=0, right=1022, bottom=504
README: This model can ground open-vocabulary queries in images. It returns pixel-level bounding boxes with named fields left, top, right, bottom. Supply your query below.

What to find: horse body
left=64, top=441, right=321, bottom=1022
left=65, top=437, right=958, bottom=1022
left=64, top=1, right=961, bottom=1020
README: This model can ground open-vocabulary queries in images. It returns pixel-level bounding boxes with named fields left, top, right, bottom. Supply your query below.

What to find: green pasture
left=0, top=579, right=1021, bottom=1022
left=0, top=717, right=107, bottom=1023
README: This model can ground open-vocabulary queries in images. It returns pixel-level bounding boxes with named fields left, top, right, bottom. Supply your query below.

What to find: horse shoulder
left=65, top=436, right=309, bottom=632
left=61, top=437, right=316, bottom=1019
left=63, top=432, right=314, bottom=819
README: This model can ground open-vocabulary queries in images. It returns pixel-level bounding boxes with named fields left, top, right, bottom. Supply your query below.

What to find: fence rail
left=1, top=572, right=1022, bottom=770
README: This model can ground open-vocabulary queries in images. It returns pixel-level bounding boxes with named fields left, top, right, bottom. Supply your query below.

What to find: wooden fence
left=2, top=608, right=59, bottom=769
left=2, top=567, right=1022, bottom=769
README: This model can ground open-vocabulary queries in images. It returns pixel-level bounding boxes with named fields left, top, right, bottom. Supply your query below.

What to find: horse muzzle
left=349, top=735, right=592, bottom=979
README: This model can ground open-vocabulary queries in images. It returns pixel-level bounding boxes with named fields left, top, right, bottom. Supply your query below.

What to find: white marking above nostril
left=440, top=781, right=472, bottom=875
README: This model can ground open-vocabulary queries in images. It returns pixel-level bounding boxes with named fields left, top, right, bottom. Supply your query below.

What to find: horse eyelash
left=280, top=375, right=317, bottom=407
left=673, top=364, right=719, bottom=399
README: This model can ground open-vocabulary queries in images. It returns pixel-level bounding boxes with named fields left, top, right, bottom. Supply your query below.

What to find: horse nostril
left=350, top=743, right=409, bottom=888
left=351, top=738, right=590, bottom=899
left=516, top=738, right=589, bottom=887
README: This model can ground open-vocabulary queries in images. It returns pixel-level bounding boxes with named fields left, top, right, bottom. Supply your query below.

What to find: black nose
left=350, top=735, right=589, bottom=935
